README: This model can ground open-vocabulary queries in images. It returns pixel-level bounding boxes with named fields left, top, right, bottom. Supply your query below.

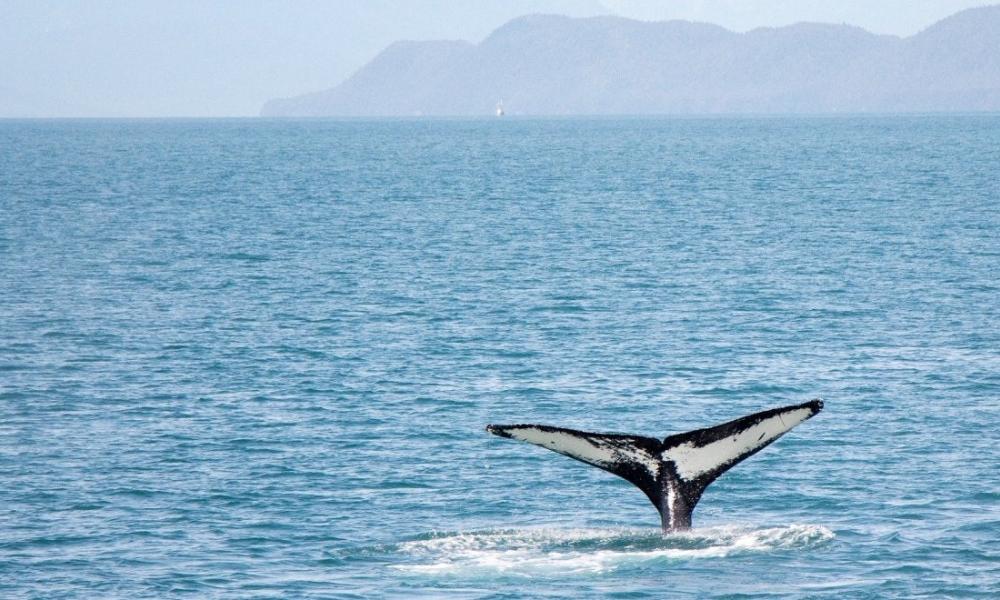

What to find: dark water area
left=1, top=116, right=998, bottom=598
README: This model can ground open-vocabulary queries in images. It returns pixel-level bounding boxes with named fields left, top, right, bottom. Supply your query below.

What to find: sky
left=0, top=0, right=993, bottom=117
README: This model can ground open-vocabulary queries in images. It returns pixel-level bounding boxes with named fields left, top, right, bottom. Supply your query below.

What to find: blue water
left=1, top=117, right=998, bottom=598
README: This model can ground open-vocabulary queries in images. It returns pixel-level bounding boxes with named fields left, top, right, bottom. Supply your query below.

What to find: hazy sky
left=1, top=1, right=993, bottom=117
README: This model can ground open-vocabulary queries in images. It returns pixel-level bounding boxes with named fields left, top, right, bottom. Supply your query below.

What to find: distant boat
left=496, top=100, right=505, bottom=117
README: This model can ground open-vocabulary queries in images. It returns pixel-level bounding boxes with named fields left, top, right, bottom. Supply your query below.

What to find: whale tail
left=486, top=399, right=823, bottom=532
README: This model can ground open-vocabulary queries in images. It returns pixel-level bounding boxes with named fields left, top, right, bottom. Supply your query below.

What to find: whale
left=486, top=399, right=823, bottom=532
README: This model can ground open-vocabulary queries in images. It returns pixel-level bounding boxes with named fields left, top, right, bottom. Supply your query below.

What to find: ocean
left=1, top=116, right=998, bottom=598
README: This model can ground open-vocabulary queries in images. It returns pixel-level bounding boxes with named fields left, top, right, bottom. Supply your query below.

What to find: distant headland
left=261, top=4, right=1000, bottom=117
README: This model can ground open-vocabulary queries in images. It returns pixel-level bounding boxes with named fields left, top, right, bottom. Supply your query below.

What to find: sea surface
left=1, top=116, right=998, bottom=598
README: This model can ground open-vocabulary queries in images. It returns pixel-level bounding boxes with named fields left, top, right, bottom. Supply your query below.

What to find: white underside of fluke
left=502, top=427, right=661, bottom=477
left=661, top=406, right=814, bottom=480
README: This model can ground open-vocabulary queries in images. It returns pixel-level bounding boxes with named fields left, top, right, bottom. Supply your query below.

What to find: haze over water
left=1, top=116, right=998, bottom=597
left=3, top=1, right=994, bottom=117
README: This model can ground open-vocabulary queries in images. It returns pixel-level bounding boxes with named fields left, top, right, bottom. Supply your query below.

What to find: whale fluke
left=486, top=399, right=823, bottom=532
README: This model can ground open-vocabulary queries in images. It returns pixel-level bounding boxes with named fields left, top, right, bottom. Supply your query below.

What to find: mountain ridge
left=261, top=5, right=1000, bottom=116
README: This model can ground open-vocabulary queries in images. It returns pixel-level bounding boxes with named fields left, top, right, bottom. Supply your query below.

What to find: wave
left=393, top=524, right=834, bottom=576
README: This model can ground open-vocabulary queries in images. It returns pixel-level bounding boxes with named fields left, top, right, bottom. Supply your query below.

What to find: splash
left=394, top=524, right=834, bottom=576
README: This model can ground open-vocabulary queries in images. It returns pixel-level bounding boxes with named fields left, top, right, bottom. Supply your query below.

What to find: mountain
left=261, top=5, right=1000, bottom=116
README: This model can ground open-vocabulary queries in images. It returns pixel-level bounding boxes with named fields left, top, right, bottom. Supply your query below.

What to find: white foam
left=393, top=524, right=834, bottom=576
